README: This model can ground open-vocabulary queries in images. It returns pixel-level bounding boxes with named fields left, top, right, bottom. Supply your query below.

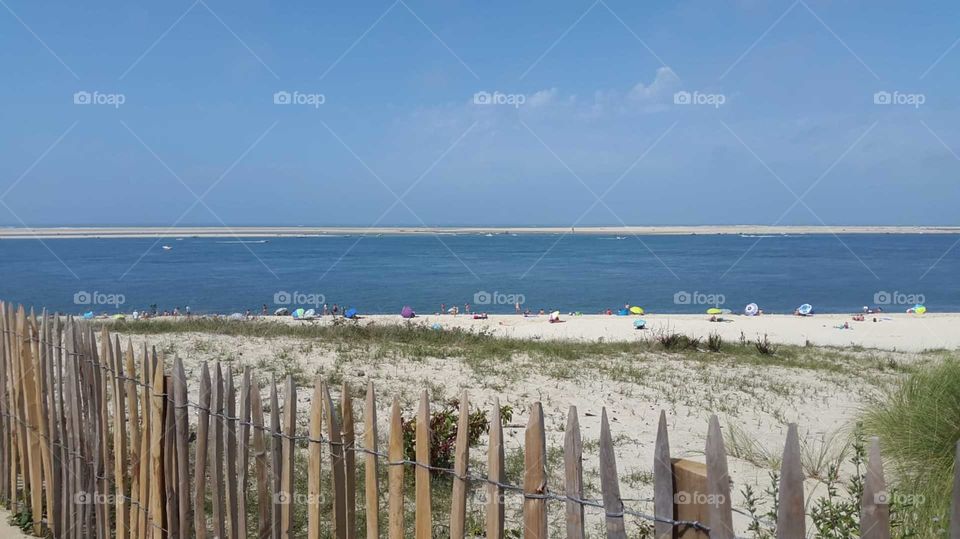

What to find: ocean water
left=0, top=233, right=956, bottom=315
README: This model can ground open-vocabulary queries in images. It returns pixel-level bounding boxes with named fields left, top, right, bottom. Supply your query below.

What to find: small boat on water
left=161, top=245, right=172, bottom=250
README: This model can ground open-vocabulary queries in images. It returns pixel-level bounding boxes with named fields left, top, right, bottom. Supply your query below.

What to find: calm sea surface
left=0, top=234, right=956, bottom=315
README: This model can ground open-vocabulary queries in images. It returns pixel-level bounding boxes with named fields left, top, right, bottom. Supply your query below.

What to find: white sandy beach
left=278, top=312, right=957, bottom=352
left=2, top=225, right=960, bottom=239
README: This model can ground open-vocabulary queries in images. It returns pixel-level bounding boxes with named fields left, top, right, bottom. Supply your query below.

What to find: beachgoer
left=441, top=303, right=446, bottom=315
left=515, top=302, right=520, bottom=314
left=185, top=306, right=191, bottom=317
left=465, top=303, right=470, bottom=314
left=332, top=304, right=339, bottom=316
left=322, top=303, right=328, bottom=316
left=262, top=304, right=268, bottom=316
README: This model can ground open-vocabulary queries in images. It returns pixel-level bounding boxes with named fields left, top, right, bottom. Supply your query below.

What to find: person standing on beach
left=441, top=303, right=446, bottom=315
left=323, top=303, right=328, bottom=316
left=515, top=302, right=521, bottom=314
left=465, top=303, right=470, bottom=315
left=262, top=304, right=268, bottom=316
left=185, top=306, right=191, bottom=317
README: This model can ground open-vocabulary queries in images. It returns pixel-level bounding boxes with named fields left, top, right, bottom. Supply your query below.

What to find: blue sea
left=0, top=233, right=956, bottom=315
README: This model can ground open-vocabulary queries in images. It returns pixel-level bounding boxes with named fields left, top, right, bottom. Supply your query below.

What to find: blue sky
left=1, top=0, right=959, bottom=226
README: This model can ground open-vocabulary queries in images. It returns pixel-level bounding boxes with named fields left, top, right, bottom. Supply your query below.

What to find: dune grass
left=92, top=317, right=927, bottom=379
left=861, top=359, right=960, bottom=537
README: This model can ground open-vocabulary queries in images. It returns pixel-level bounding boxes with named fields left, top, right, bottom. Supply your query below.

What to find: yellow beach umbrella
left=630, top=306, right=644, bottom=315
left=706, top=308, right=723, bottom=315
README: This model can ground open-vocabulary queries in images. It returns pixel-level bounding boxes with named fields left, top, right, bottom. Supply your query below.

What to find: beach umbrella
left=304, top=308, right=316, bottom=318
left=345, top=308, right=358, bottom=319
left=293, top=308, right=305, bottom=319
left=274, top=307, right=289, bottom=316
left=913, top=304, right=927, bottom=314
left=798, top=304, right=813, bottom=316
left=706, top=308, right=723, bottom=315
left=549, top=311, right=561, bottom=322
left=401, top=306, right=415, bottom=319
left=617, top=308, right=629, bottom=316
left=744, top=303, right=759, bottom=316
left=633, top=319, right=646, bottom=329
left=630, top=306, right=644, bottom=314
left=112, top=313, right=126, bottom=320
left=229, top=313, right=244, bottom=320
left=83, top=311, right=94, bottom=319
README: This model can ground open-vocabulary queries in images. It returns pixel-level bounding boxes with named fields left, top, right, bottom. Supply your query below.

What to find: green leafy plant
left=401, top=399, right=513, bottom=471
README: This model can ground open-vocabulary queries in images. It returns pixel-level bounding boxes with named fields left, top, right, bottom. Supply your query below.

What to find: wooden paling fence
left=0, top=302, right=958, bottom=538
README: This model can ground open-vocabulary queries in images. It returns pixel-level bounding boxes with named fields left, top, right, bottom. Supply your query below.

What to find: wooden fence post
left=861, top=437, right=891, bottom=539
left=951, top=440, right=960, bottom=539
left=149, top=354, right=166, bottom=538
left=705, top=415, right=734, bottom=539
left=173, top=358, right=191, bottom=539
left=777, top=424, right=804, bottom=538
left=415, top=390, right=432, bottom=539
left=211, top=364, right=226, bottom=539
left=653, top=411, right=672, bottom=539
left=486, top=398, right=505, bottom=539
left=249, top=377, right=271, bottom=539
left=225, top=369, right=239, bottom=539
left=449, top=391, right=469, bottom=539
left=599, top=408, right=627, bottom=539
left=194, top=363, right=211, bottom=539
left=125, top=341, right=142, bottom=539
left=387, top=397, right=404, bottom=539
left=325, top=382, right=347, bottom=539
left=280, top=376, right=296, bottom=539
left=269, top=376, right=281, bottom=539
left=342, top=383, right=357, bottom=539
left=238, top=367, right=252, bottom=539
left=523, top=402, right=547, bottom=539
left=307, top=378, right=323, bottom=539
left=364, top=382, right=379, bottom=539
left=563, top=406, right=584, bottom=539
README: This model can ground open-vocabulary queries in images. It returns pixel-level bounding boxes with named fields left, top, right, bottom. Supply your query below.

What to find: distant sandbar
left=0, top=225, right=958, bottom=239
